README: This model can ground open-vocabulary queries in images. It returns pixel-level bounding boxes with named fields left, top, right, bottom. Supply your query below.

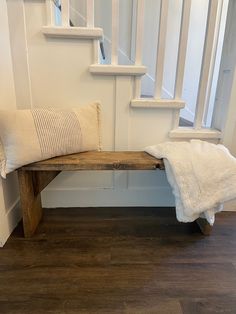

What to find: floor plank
left=0, top=207, right=236, bottom=314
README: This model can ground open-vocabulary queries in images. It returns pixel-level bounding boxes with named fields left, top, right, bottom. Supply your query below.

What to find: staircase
left=7, top=0, right=226, bottom=209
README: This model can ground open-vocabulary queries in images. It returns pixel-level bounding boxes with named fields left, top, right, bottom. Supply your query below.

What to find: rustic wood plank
left=196, top=217, right=213, bottom=236
left=18, top=170, right=43, bottom=237
left=21, top=151, right=164, bottom=171
left=18, top=170, right=61, bottom=237
left=17, top=152, right=213, bottom=237
left=32, top=170, right=61, bottom=195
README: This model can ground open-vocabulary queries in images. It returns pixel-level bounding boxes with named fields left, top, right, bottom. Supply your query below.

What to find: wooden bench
left=17, top=151, right=212, bottom=237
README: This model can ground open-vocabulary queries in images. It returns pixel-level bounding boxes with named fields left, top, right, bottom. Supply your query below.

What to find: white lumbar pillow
left=0, top=102, right=101, bottom=178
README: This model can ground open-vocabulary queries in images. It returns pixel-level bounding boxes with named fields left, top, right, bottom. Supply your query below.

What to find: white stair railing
left=174, top=0, right=192, bottom=101
left=43, top=0, right=103, bottom=39
left=134, top=0, right=145, bottom=98
left=46, top=0, right=55, bottom=25
left=194, top=0, right=219, bottom=129
left=111, top=0, right=119, bottom=65
left=173, top=0, right=192, bottom=128
left=86, top=0, right=94, bottom=28
left=61, top=0, right=70, bottom=27
left=43, top=0, right=226, bottom=135
left=90, top=0, right=146, bottom=76
left=154, top=0, right=169, bottom=99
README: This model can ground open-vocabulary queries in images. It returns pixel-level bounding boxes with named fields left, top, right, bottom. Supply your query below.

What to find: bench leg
left=18, top=170, right=43, bottom=237
left=18, top=170, right=61, bottom=237
left=196, top=218, right=213, bottom=236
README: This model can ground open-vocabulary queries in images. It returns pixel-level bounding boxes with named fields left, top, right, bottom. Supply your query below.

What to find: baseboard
left=0, top=198, right=21, bottom=247
left=223, top=199, right=236, bottom=211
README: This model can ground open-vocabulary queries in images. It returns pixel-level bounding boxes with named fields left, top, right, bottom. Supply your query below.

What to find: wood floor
left=1, top=207, right=236, bottom=314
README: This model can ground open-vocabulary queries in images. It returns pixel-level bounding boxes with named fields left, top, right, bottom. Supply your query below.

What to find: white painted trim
left=22, top=2, right=33, bottom=109
left=114, top=77, right=131, bottom=150
left=223, top=199, right=236, bottom=211
left=61, top=0, right=70, bottom=27
left=154, top=0, right=169, bottom=98
left=135, top=0, right=145, bottom=65
left=111, top=0, right=119, bottom=65
left=0, top=198, right=21, bottom=248
left=174, top=0, right=192, bottom=99
left=194, top=0, right=219, bottom=128
left=89, top=64, right=146, bottom=76
left=134, top=0, right=145, bottom=99
left=134, top=78, right=142, bottom=98
left=46, top=0, right=55, bottom=26
left=212, top=0, right=236, bottom=137
left=114, top=77, right=132, bottom=188
left=169, top=127, right=222, bottom=139
left=131, top=99, right=185, bottom=109
left=42, top=26, right=103, bottom=39
left=131, top=0, right=137, bottom=64
left=93, top=39, right=99, bottom=63
left=172, top=110, right=180, bottom=129
left=203, top=0, right=224, bottom=126
left=222, top=66, right=236, bottom=152
left=86, top=0, right=94, bottom=27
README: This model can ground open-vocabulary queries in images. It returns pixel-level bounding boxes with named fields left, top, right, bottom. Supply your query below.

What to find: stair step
left=169, top=127, right=222, bottom=139
left=42, top=26, right=103, bottom=39
left=131, top=99, right=185, bottom=109
left=89, top=64, right=147, bottom=76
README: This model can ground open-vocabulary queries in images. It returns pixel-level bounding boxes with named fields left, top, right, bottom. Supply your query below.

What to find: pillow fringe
left=0, top=141, right=6, bottom=179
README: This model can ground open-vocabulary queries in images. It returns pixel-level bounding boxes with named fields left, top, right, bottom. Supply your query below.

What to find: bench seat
left=18, top=151, right=212, bottom=237
left=21, top=151, right=165, bottom=171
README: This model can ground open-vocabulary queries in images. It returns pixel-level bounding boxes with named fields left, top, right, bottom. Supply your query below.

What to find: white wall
left=7, top=0, right=32, bottom=110
left=0, top=0, right=21, bottom=247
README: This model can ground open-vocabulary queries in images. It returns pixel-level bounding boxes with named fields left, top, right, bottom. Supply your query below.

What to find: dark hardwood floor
left=0, top=207, right=236, bottom=314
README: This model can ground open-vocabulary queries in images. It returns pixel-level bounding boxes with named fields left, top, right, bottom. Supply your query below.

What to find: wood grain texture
left=196, top=217, right=213, bottom=236
left=18, top=170, right=60, bottom=237
left=18, top=151, right=212, bottom=237
left=18, top=170, right=43, bottom=237
left=21, top=151, right=165, bottom=171
left=32, top=170, right=61, bottom=195
left=1, top=208, right=236, bottom=314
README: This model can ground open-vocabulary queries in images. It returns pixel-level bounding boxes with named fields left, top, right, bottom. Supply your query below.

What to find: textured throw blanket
left=145, top=140, right=236, bottom=225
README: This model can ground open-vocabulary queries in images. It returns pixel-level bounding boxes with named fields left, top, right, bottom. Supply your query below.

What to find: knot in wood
left=113, top=162, right=121, bottom=169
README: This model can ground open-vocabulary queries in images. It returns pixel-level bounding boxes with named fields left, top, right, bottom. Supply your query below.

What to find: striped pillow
left=0, top=103, right=101, bottom=178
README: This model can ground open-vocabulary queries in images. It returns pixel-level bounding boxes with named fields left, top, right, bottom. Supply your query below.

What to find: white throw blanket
left=145, top=140, right=236, bottom=225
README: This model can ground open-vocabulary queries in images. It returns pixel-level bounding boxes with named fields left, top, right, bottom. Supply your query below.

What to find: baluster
left=173, top=0, right=192, bottom=128
left=61, top=0, right=70, bottom=27
left=194, top=0, right=219, bottom=129
left=203, top=0, right=224, bottom=126
left=112, top=0, right=119, bottom=65
left=135, top=0, right=145, bottom=98
left=87, top=0, right=94, bottom=27
left=46, top=0, right=55, bottom=26
left=175, top=0, right=192, bottom=99
left=154, top=0, right=169, bottom=99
